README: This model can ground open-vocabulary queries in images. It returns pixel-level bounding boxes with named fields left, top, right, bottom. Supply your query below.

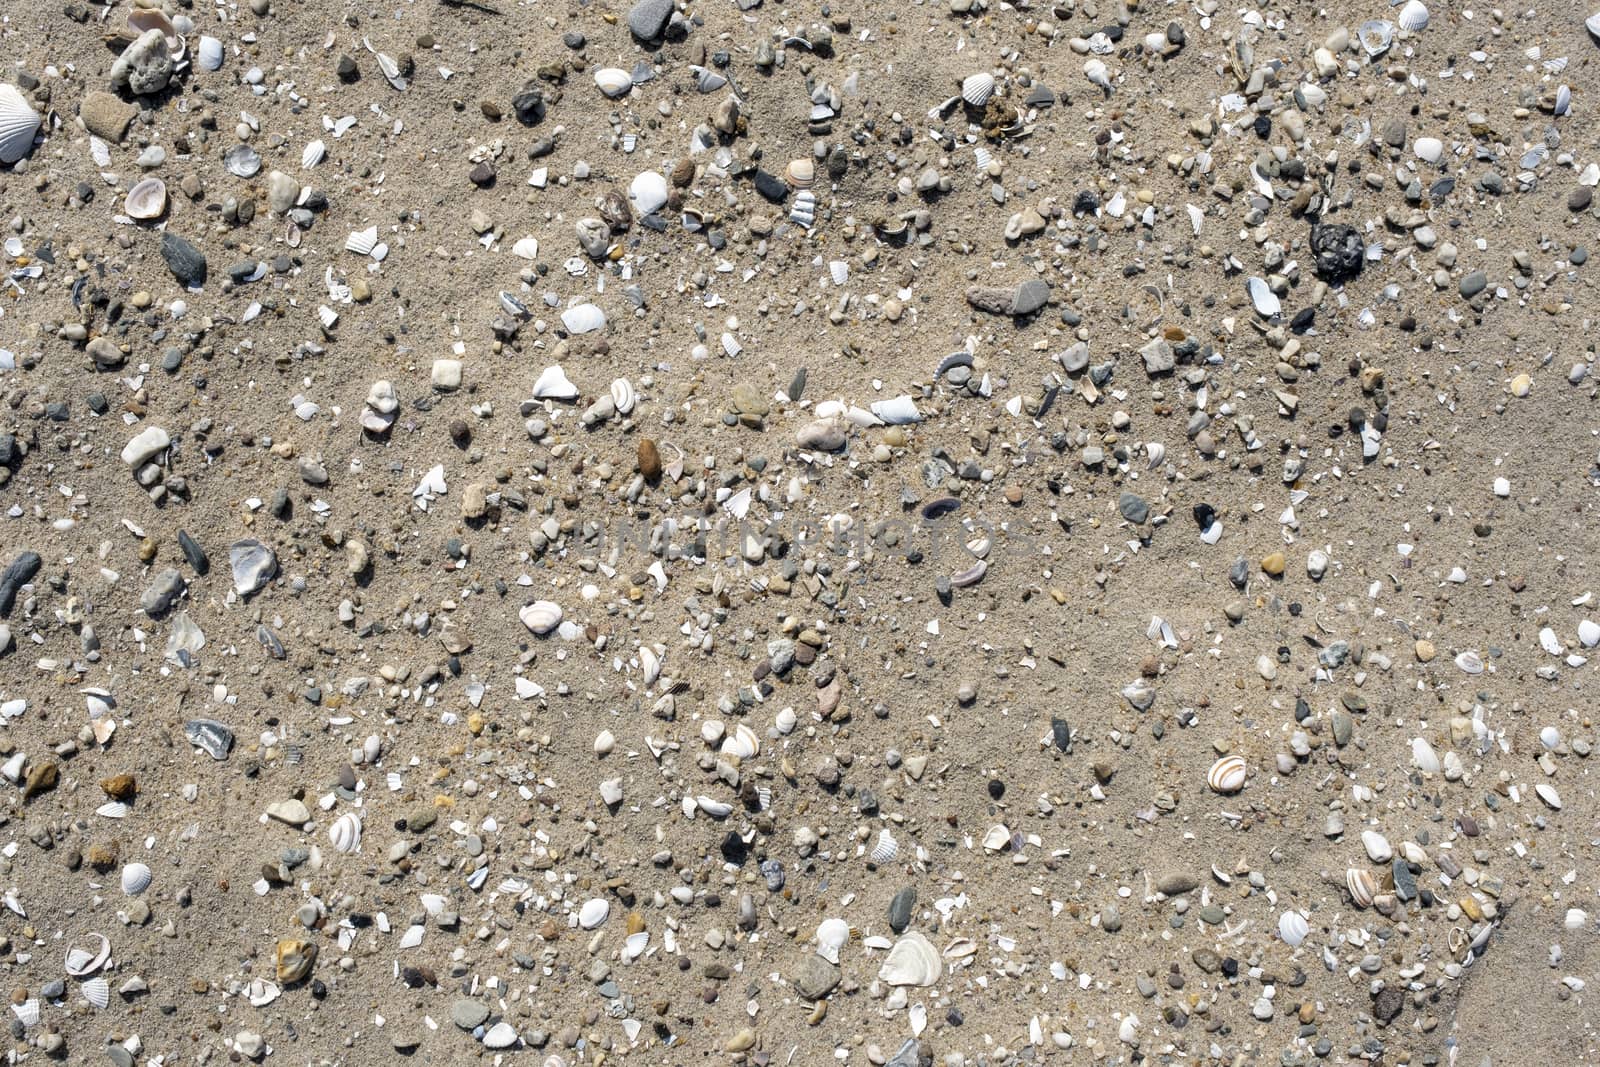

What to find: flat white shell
left=532, top=365, right=579, bottom=400
left=121, top=862, right=153, bottom=895
left=301, top=139, right=326, bottom=168
left=0, top=84, right=41, bottom=166
left=1246, top=276, right=1280, bottom=317
left=345, top=227, right=379, bottom=255
left=595, top=68, right=633, bottom=98
left=124, top=177, right=167, bottom=220
left=578, top=898, right=610, bottom=928
left=81, top=977, right=110, bottom=1010
left=1414, top=136, right=1443, bottom=164
left=512, top=236, right=540, bottom=260
left=561, top=303, right=606, bottom=334
left=519, top=599, right=564, bottom=634
left=869, top=827, right=899, bottom=864
left=628, top=170, right=669, bottom=215
left=879, top=931, right=941, bottom=987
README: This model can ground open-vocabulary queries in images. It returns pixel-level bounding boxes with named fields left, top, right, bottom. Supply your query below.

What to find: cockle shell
left=301, top=139, right=326, bottom=168
left=815, top=918, right=849, bottom=963
left=1278, top=910, right=1309, bottom=946
left=65, top=934, right=112, bottom=977
left=609, top=377, right=636, bottom=415
left=124, top=177, right=167, bottom=220
left=519, top=600, right=563, bottom=635
left=961, top=72, right=995, bottom=107
left=595, top=68, right=632, bottom=97
left=10, top=999, right=39, bottom=1027
left=1396, top=0, right=1429, bottom=31
left=719, top=722, right=760, bottom=760
left=578, top=898, right=610, bottom=928
left=879, top=931, right=941, bottom=987
left=81, top=977, right=110, bottom=1009
left=0, top=84, right=42, bottom=166
left=121, top=862, right=152, bottom=895
left=1207, top=755, right=1246, bottom=793
left=784, top=157, right=815, bottom=189
left=560, top=303, right=606, bottom=334
left=1346, top=868, right=1376, bottom=907
left=869, top=827, right=899, bottom=864
left=871, top=395, right=922, bottom=425
left=328, top=811, right=361, bottom=853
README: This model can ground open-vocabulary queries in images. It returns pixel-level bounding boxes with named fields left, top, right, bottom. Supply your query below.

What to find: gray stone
left=140, top=568, right=186, bottom=616
left=792, top=955, right=841, bottom=1000
left=1141, top=337, right=1175, bottom=374
left=1010, top=278, right=1050, bottom=315
left=1118, top=492, right=1150, bottom=525
left=1156, top=871, right=1197, bottom=896
left=888, top=886, right=916, bottom=932
left=628, top=0, right=674, bottom=39
left=1459, top=270, right=1488, bottom=298
left=451, top=999, right=491, bottom=1030
left=110, top=28, right=175, bottom=96
left=161, top=232, right=207, bottom=287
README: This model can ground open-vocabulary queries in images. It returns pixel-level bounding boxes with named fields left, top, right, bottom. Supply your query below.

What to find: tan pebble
left=1414, top=639, right=1435, bottom=662
left=724, top=1028, right=757, bottom=1052
left=1260, top=552, right=1286, bottom=577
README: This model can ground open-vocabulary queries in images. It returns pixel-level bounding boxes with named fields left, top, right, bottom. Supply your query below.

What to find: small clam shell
left=560, top=302, right=607, bottom=334
left=124, top=177, right=167, bottom=220
left=301, top=139, right=326, bottom=168
left=81, top=977, right=110, bottom=1010
left=628, top=170, right=669, bottom=215
left=578, top=897, right=610, bottom=928
left=121, top=862, right=152, bottom=895
left=961, top=72, right=995, bottom=107
left=1590, top=11, right=1600, bottom=43
left=1358, top=19, right=1394, bottom=57
left=815, top=917, right=850, bottom=962
left=595, top=67, right=633, bottom=98
left=784, top=157, right=815, bottom=189
left=197, top=35, right=224, bottom=71
left=981, top=824, right=1011, bottom=851
left=519, top=600, right=564, bottom=635
left=1206, top=754, right=1246, bottom=793
left=871, top=395, right=922, bottom=425
left=719, top=722, right=760, bottom=760
left=609, top=377, right=637, bottom=415
left=1396, top=0, right=1429, bottom=31
left=328, top=811, right=362, bottom=854
left=65, top=933, right=112, bottom=977
left=869, top=827, right=899, bottom=864
left=1346, top=868, right=1376, bottom=907
left=879, top=931, right=941, bottom=987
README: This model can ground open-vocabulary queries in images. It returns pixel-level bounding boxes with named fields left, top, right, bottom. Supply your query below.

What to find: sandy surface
left=1, top=0, right=1598, bottom=1064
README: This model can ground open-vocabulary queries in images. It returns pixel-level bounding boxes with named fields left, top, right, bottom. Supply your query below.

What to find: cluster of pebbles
left=0, top=0, right=1598, bottom=1064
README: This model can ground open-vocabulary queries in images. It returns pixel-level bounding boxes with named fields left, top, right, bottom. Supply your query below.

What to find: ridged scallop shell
left=595, top=68, right=633, bottom=98
left=197, top=35, right=224, bottom=71
left=65, top=934, right=111, bottom=977
left=869, top=827, right=899, bottom=864
left=1207, top=754, right=1246, bottom=793
left=0, top=84, right=42, bottom=166
left=1277, top=910, right=1309, bottom=946
left=124, top=177, right=167, bottom=220
left=961, top=72, right=995, bottom=107
left=879, top=931, right=941, bottom=987
left=519, top=600, right=564, bottom=635
left=121, top=862, right=152, bottom=895
left=345, top=227, right=379, bottom=256
left=81, top=977, right=110, bottom=1009
left=1346, top=868, right=1376, bottom=907
left=815, top=918, right=849, bottom=963
left=302, top=139, right=326, bottom=168
left=1396, top=0, right=1429, bottom=31
left=328, top=811, right=362, bottom=854
left=560, top=303, right=606, bottom=334
left=10, top=998, right=39, bottom=1026
left=784, top=157, right=815, bottom=189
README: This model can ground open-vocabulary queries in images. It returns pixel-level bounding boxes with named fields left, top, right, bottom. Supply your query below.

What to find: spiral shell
left=1206, top=754, right=1246, bottom=794
left=1345, top=868, right=1376, bottom=908
left=961, top=72, right=995, bottom=107
left=328, top=811, right=362, bottom=854
left=121, top=862, right=152, bottom=895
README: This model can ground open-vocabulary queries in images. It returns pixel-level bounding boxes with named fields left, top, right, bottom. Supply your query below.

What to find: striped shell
left=328, top=811, right=362, bottom=854
left=1277, top=910, right=1309, bottom=946
left=961, top=72, right=995, bottom=107
left=519, top=600, right=564, bottom=635
left=81, top=977, right=110, bottom=1010
left=0, top=84, right=41, bottom=166
left=1206, top=754, right=1246, bottom=793
left=789, top=190, right=817, bottom=227
left=595, top=68, right=632, bottom=98
left=1396, top=0, right=1429, bottom=31
left=121, top=862, right=152, bottom=895
left=785, top=157, right=815, bottom=189
left=869, top=827, right=899, bottom=864
left=1345, top=868, right=1376, bottom=908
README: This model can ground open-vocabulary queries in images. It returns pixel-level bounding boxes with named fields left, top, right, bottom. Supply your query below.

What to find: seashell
left=246, top=978, right=280, bottom=1007
left=1207, top=755, right=1246, bottom=793
left=1277, top=910, right=1309, bottom=946
left=961, top=72, right=995, bottom=107
left=815, top=918, right=849, bottom=962
left=230, top=539, right=277, bottom=596
left=1396, top=0, right=1429, bottom=31
left=345, top=227, right=380, bottom=256
left=10, top=999, right=39, bottom=1027
left=1083, top=58, right=1111, bottom=89
left=197, top=35, right=224, bottom=71
left=784, top=157, right=815, bottom=189
left=184, top=718, right=234, bottom=760
left=1555, top=84, right=1571, bottom=117
left=695, top=794, right=733, bottom=817
left=328, top=811, right=361, bottom=854
left=981, top=824, right=1011, bottom=851
left=720, top=722, right=760, bottom=760
left=1413, top=136, right=1443, bottom=164
left=127, top=8, right=185, bottom=60
left=628, top=170, right=669, bottom=216
left=124, top=177, right=167, bottom=220
left=1361, top=830, right=1393, bottom=862
left=1358, top=19, right=1394, bottom=57
left=0, top=84, right=42, bottom=166
left=879, top=931, right=941, bottom=987
left=275, top=938, right=316, bottom=983
left=623, top=931, right=649, bottom=959
left=1346, top=868, right=1376, bottom=907
left=871, top=395, right=922, bottom=425
left=942, top=937, right=977, bottom=959
left=561, top=303, right=606, bottom=334
left=595, top=68, right=633, bottom=98
left=789, top=190, right=817, bottom=227
left=65, top=934, right=112, bottom=977
left=610, top=377, right=637, bottom=415
left=532, top=364, right=579, bottom=401
left=1536, top=782, right=1562, bottom=810
left=1246, top=276, right=1280, bottom=318
left=519, top=600, right=564, bottom=635
left=81, top=977, right=110, bottom=1010
left=362, top=38, right=407, bottom=90
left=121, top=862, right=152, bottom=895
left=1146, top=442, right=1167, bottom=468
left=1590, top=11, right=1600, bottom=44
left=301, top=139, right=326, bottom=168
left=224, top=143, right=262, bottom=178
left=869, top=827, right=899, bottom=864
left=1411, top=737, right=1441, bottom=774
left=579, top=898, right=610, bottom=928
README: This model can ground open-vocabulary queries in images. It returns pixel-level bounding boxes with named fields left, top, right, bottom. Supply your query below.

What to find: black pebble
left=987, top=779, right=1005, bottom=800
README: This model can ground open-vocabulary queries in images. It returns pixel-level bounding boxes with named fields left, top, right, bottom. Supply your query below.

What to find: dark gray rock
left=161, top=232, right=207, bottom=287
left=140, top=568, right=187, bottom=616
left=0, top=551, right=42, bottom=617
left=888, top=886, right=916, bottom=932
left=1119, top=492, right=1150, bottom=525
left=628, top=0, right=674, bottom=40
left=1010, top=278, right=1050, bottom=315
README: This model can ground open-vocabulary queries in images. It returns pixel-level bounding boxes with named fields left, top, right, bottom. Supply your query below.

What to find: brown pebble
left=100, top=774, right=138, bottom=801
left=22, top=762, right=58, bottom=800
left=637, top=438, right=662, bottom=482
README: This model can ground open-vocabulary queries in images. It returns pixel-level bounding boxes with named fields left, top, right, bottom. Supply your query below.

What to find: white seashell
left=1084, top=58, right=1111, bottom=89
left=785, top=157, right=816, bottom=189
left=961, top=72, right=995, bottom=107
left=246, top=978, right=280, bottom=1007
left=790, top=190, right=816, bottom=227
left=827, top=259, right=848, bottom=285
left=1454, top=650, right=1484, bottom=674
left=981, top=824, right=1011, bottom=851
left=1555, top=84, right=1571, bottom=117
left=1346, top=868, right=1376, bottom=908
left=362, top=38, right=407, bottom=90
left=1361, top=830, right=1393, bottom=862
left=1358, top=19, right=1394, bottom=57
left=1590, top=12, right=1600, bottom=44
left=345, top=227, right=379, bottom=256
left=1246, top=276, right=1280, bottom=318
left=1413, top=136, right=1443, bottom=164
left=65, top=934, right=112, bottom=977
left=1540, top=725, right=1563, bottom=750
left=595, top=68, right=633, bottom=98
left=97, top=801, right=130, bottom=819
left=1277, top=910, right=1309, bottom=946
left=519, top=600, right=564, bottom=635
left=1411, top=737, right=1441, bottom=774
left=532, top=365, right=579, bottom=401
left=197, top=35, right=224, bottom=71
left=578, top=898, right=610, bottom=928
left=1536, top=782, right=1562, bottom=810
left=512, top=236, right=540, bottom=260
left=121, top=862, right=152, bottom=895
left=10, top=999, right=39, bottom=1027
left=0, top=84, right=42, bottom=166
left=609, top=377, right=636, bottom=415
left=1396, top=0, right=1429, bottom=31
left=720, top=722, right=760, bottom=760
left=302, top=139, right=326, bottom=168
left=871, top=395, right=922, bottom=425
left=942, top=937, right=977, bottom=959
left=815, top=918, right=849, bottom=963
left=695, top=794, right=733, bottom=817
left=328, top=811, right=362, bottom=853
left=628, top=171, right=669, bottom=215
left=1206, top=755, right=1246, bottom=793
left=81, top=977, right=110, bottom=1010
left=124, top=178, right=167, bottom=220
left=879, top=931, right=941, bottom=987
left=623, top=931, right=649, bottom=959
left=561, top=303, right=606, bottom=334
left=869, top=827, right=899, bottom=864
